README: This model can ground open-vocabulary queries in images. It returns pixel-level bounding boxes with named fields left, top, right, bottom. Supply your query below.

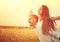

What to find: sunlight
left=7, top=0, right=25, bottom=5
left=0, top=0, right=60, bottom=26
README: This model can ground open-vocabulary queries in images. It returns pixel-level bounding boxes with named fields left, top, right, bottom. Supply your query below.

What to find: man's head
left=28, top=14, right=38, bottom=28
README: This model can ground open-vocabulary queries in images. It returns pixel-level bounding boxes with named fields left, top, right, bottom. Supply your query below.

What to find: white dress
left=35, top=20, right=53, bottom=42
left=49, top=28, right=60, bottom=42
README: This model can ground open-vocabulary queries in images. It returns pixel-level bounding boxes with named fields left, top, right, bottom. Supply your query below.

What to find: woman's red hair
left=39, top=5, right=55, bottom=35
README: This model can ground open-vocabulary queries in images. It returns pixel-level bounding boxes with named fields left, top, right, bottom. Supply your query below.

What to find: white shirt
left=35, top=20, right=53, bottom=42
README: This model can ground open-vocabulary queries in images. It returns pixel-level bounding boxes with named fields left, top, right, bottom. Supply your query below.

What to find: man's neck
left=30, top=25, right=36, bottom=28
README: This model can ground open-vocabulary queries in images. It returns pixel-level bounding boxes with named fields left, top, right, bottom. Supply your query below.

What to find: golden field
left=0, top=28, right=40, bottom=42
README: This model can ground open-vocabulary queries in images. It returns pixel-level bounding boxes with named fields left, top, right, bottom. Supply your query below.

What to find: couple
left=28, top=5, right=60, bottom=42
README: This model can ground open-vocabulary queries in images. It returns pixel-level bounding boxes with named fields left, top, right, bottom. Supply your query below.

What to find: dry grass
left=0, top=28, right=40, bottom=42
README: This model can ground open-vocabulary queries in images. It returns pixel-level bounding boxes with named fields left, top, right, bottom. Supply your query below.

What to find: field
left=0, top=28, right=40, bottom=42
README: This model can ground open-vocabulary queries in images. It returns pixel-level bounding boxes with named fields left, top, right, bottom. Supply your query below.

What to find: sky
left=0, top=0, right=60, bottom=27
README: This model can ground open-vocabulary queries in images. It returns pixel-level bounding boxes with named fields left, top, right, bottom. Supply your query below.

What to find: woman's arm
left=51, top=16, right=60, bottom=21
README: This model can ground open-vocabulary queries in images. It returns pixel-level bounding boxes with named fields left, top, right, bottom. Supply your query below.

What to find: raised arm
left=51, top=16, right=60, bottom=21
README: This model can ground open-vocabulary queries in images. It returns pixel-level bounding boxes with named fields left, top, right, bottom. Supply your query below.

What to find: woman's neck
left=40, top=17, right=50, bottom=21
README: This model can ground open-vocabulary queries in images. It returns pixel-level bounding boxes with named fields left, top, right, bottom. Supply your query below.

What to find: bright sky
left=0, top=0, right=60, bottom=26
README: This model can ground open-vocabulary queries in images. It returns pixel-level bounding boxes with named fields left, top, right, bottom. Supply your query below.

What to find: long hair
left=39, top=5, right=55, bottom=35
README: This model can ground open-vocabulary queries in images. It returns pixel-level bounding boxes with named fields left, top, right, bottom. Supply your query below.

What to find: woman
left=36, top=5, right=56, bottom=42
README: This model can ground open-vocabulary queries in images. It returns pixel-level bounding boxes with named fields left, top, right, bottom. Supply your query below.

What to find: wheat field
left=0, top=28, right=40, bottom=42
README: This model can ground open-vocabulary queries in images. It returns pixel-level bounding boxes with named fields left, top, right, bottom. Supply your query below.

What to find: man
left=28, top=14, right=38, bottom=28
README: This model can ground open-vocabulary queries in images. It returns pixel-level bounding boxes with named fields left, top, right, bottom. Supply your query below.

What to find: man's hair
left=30, top=14, right=38, bottom=22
